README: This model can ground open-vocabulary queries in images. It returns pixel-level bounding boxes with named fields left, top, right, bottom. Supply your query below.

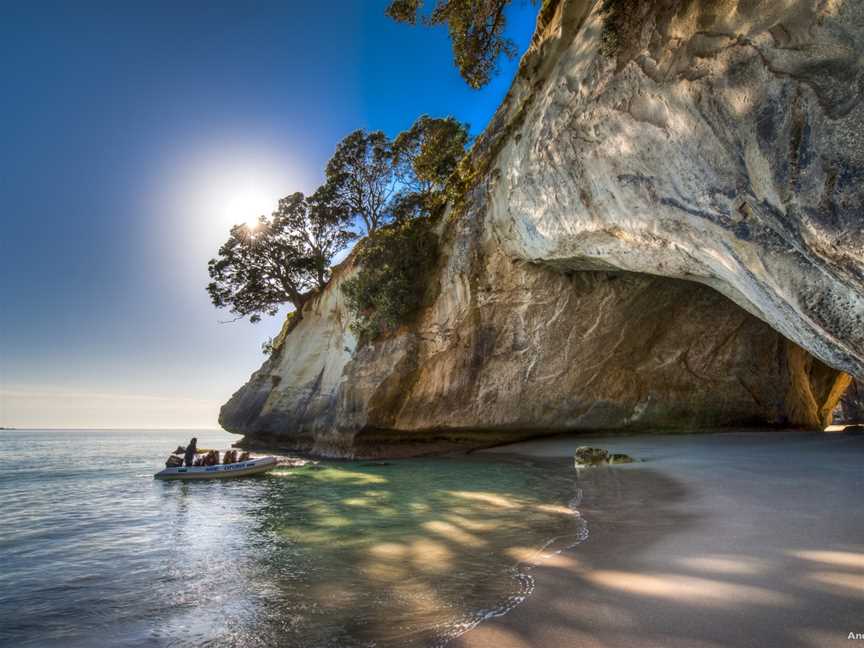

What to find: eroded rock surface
left=221, top=0, right=863, bottom=456
left=223, top=212, right=850, bottom=456
left=486, top=0, right=864, bottom=377
left=838, top=379, right=864, bottom=422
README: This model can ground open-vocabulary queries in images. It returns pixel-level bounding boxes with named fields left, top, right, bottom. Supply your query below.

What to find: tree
left=339, top=117, right=469, bottom=342
left=207, top=189, right=353, bottom=323
left=391, top=115, right=470, bottom=219
left=323, top=130, right=396, bottom=234
left=324, top=117, right=470, bottom=230
left=273, top=187, right=355, bottom=288
left=386, top=0, right=520, bottom=89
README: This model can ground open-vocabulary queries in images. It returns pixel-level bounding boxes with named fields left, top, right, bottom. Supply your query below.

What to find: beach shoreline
left=456, top=430, right=864, bottom=648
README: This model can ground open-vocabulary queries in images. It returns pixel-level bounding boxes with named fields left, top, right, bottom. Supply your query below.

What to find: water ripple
left=1, top=430, right=585, bottom=647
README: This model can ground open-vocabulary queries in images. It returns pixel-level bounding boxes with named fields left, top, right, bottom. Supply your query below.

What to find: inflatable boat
left=154, top=455, right=278, bottom=480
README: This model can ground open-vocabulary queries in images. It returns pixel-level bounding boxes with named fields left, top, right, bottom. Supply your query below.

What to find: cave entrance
left=436, top=265, right=853, bottom=433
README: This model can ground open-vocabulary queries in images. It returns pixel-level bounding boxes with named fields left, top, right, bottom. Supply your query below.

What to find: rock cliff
left=221, top=0, right=863, bottom=456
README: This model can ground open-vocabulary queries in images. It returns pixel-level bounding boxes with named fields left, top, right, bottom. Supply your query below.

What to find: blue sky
left=0, top=1, right=538, bottom=429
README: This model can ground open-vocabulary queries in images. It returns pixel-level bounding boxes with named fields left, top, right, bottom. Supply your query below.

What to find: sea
left=0, top=429, right=587, bottom=647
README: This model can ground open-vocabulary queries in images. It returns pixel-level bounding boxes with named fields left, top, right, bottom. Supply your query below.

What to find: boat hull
left=154, top=456, right=278, bottom=480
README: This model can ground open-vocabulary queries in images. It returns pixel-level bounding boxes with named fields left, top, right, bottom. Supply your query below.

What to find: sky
left=0, top=1, right=539, bottom=430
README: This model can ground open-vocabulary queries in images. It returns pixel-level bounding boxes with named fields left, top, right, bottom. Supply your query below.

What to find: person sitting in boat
left=183, top=437, right=198, bottom=467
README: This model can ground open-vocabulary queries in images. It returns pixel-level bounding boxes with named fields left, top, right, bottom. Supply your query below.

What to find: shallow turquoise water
left=0, top=430, right=585, bottom=647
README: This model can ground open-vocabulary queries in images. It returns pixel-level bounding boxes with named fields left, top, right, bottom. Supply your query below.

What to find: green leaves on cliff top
left=342, top=217, right=438, bottom=344
left=207, top=116, right=468, bottom=327
left=324, top=116, right=470, bottom=232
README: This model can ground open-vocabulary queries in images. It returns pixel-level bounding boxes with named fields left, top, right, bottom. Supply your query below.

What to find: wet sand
left=456, top=431, right=864, bottom=648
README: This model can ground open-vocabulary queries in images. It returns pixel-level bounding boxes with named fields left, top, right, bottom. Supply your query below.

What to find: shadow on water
left=155, top=454, right=590, bottom=648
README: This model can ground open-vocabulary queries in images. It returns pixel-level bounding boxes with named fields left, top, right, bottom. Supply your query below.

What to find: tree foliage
left=392, top=115, right=470, bottom=218
left=386, top=0, right=520, bottom=89
left=342, top=217, right=438, bottom=343
left=323, top=130, right=395, bottom=235
left=273, top=187, right=355, bottom=287
left=331, top=117, right=467, bottom=342
left=323, top=116, right=470, bottom=232
left=207, top=189, right=353, bottom=323
left=208, top=115, right=468, bottom=331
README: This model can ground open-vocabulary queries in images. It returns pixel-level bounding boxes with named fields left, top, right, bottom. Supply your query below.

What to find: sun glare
left=170, top=148, right=297, bottom=254
left=225, top=187, right=274, bottom=231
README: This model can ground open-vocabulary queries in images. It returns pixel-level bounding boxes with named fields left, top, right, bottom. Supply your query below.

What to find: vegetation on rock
left=342, top=217, right=438, bottom=344
left=261, top=312, right=299, bottom=356
left=574, top=447, right=634, bottom=467
left=208, top=116, right=468, bottom=327
left=574, top=447, right=610, bottom=466
left=338, top=117, right=468, bottom=344
left=391, top=115, right=470, bottom=220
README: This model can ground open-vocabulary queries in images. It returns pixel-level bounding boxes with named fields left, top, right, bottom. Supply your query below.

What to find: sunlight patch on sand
left=802, top=571, right=864, bottom=597
left=677, top=555, right=767, bottom=575
left=505, top=546, right=581, bottom=569
left=583, top=571, right=795, bottom=607
left=362, top=561, right=408, bottom=583
left=505, top=546, right=544, bottom=563
left=441, top=514, right=500, bottom=532
left=789, top=550, right=864, bottom=570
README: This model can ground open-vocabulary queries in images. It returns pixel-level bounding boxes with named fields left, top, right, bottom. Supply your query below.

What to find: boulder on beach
left=574, top=447, right=610, bottom=466
left=575, top=447, right=636, bottom=467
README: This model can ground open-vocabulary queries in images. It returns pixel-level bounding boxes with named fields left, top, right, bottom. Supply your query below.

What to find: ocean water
left=0, top=430, right=586, bottom=647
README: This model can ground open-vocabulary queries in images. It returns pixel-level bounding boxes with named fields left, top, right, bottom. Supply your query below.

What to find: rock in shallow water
left=574, top=448, right=636, bottom=467
left=609, top=453, right=635, bottom=465
left=574, top=447, right=610, bottom=466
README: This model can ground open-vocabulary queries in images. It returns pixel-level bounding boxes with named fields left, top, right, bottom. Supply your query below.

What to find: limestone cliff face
left=221, top=0, right=863, bottom=456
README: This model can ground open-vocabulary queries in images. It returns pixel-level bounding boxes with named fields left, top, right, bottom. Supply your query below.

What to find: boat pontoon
left=154, top=455, right=277, bottom=480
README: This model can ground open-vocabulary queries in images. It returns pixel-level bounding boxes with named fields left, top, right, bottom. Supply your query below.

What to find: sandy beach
left=456, top=431, right=864, bottom=648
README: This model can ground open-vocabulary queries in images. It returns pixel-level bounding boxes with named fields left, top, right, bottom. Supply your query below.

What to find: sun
left=173, top=151, right=292, bottom=247
left=225, top=187, right=275, bottom=231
